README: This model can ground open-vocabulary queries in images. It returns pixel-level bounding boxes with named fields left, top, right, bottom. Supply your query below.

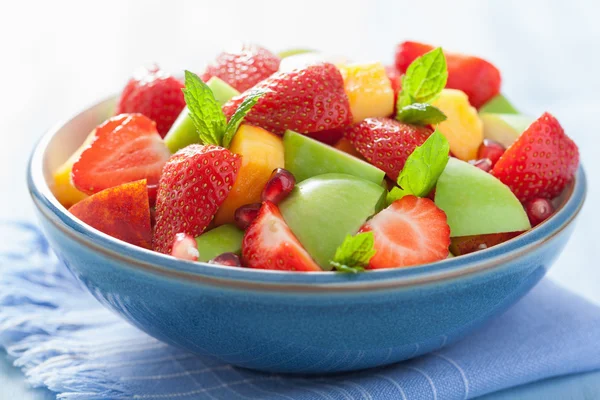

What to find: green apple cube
left=435, top=158, right=531, bottom=237
left=195, top=224, right=244, bottom=262
left=480, top=113, right=534, bottom=149
left=283, top=130, right=385, bottom=184
left=279, top=173, right=386, bottom=269
left=479, top=94, right=519, bottom=114
left=163, top=77, right=240, bottom=153
left=277, top=48, right=315, bottom=59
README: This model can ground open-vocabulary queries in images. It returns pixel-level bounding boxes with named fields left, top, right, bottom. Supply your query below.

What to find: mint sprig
left=395, top=103, right=447, bottom=125
left=330, top=232, right=376, bottom=273
left=182, top=70, right=264, bottom=148
left=387, top=130, right=449, bottom=205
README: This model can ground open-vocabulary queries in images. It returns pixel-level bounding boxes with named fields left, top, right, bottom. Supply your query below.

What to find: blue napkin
left=1, top=222, right=600, bottom=400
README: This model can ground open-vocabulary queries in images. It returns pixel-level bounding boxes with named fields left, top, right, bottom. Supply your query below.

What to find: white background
left=0, top=0, right=598, bottom=397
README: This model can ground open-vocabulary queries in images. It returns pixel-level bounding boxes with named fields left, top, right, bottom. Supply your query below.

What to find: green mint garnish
left=387, top=130, right=449, bottom=205
left=330, top=232, right=376, bottom=273
left=396, top=48, right=448, bottom=125
left=182, top=70, right=264, bottom=148
left=395, top=103, right=447, bottom=125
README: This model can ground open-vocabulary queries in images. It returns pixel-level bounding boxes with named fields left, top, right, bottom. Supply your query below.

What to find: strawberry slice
left=344, top=117, right=433, bottom=180
left=359, top=196, right=450, bottom=269
left=72, top=114, right=171, bottom=196
left=116, top=65, right=186, bottom=136
left=491, top=112, right=579, bottom=203
left=153, top=144, right=241, bottom=254
left=450, top=231, right=523, bottom=256
left=242, top=201, right=321, bottom=271
left=222, top=63, right=352, bottom=135
left=69, top=180, right=152, bottom=249
left=201, top=44, right=281, bottom=92
left=394, top=41, right=501, bottom=108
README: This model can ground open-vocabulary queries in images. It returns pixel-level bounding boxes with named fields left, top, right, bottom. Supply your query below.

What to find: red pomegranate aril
left=524, top=198, right=555, bottom=226
left=210, top=252, right=242, bottom=267
left=234, top=203, right=262, bottom=230
left=478, top=139, right=505, bottom=166
left=171, top=233, right=199, bottom=261
left=470, top=158, right=493, bottom=172
left=261, top=168, right=296, bottom=204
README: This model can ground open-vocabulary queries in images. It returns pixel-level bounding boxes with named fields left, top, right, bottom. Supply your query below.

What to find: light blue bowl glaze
left=27, top=98, right=587, bottom=373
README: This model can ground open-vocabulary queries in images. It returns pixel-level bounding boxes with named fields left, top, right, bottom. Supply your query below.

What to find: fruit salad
left=51, top=42, right=580, bottom=272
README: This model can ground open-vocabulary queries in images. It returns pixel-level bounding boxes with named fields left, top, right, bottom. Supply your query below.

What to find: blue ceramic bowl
left=28, top=98, right=587, bottom=374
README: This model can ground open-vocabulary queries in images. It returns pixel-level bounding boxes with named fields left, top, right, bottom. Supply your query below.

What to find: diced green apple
left=283, top=130, right=385, bottom=184
left=277, top=48, right=315, bottom=59
left=479, top=94, right=519, bottom=114
left=480, top=113, right=534, bottom=148
left=279, top=173, right=386, bottom=269
left=435, top=158, right=531, bottom=237
left=195, top=224, right=244, bottom=262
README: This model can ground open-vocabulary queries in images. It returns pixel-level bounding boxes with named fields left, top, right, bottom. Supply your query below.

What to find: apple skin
left=279, top=173, right=386, bottom=269
left=435, top=158, right=531, bottom=237
left=195, top=224, right=244, bottom=262
left=283, top=130, right=385, bottom=184
left=479, top=94, right=519, bottom=114
left=480, top=113, right=534, bottom=149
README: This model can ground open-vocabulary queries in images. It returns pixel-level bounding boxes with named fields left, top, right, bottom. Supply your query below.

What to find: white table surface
left=0, top=0, right=598, bottom=398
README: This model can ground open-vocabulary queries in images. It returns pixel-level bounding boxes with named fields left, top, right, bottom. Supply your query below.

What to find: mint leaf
left=396, top=103, right=447, bottom=125
left=387, top=130, right=450, bottom=205
left=330, top=232, right=376, bottom=273
left=182, top=70, right=227, bottom=146
left=222, top=89, right=266, bottom=148
left=398, top=47, right=447, bottom=108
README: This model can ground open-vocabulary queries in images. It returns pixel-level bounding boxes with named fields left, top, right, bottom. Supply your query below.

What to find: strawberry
left=72, top=114, right=171, bottom=195
left=359, top=196, right=450, bottom=269
left=201, top=44, right=281, bottom=92
left=491, top=112, right=579, bottom=202
left=222, top=63, right=352, bottom=135
left=242, top=201, right=321, bottom=271
left=69, top=180, right=152, bottom=249
left=153, top=144, right=241, bottom=254
left=305, top=129, right=344, bottom=145
left=116, top=65, right=186, bottom=136
left=344, top=117, right=433, bottom=180
left=394, top=41, right=501, bottom=108
left=385, top=65, right=402, bottom=103
left=450, top=231, right=522, bottom=256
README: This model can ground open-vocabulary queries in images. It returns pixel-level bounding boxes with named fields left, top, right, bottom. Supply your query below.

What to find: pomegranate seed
left=209, top=252, right=242, bottom=267
left=524, top=198, right=555, bottom=226
left=235, top=203, right=262, bottom=230
left=470, top=158, right=493, bottom=172
left=478, top=139, right=505, bottom=166
left=171, top=233, right=199, bottom=261
left=261, top=168, right=296, bottom=204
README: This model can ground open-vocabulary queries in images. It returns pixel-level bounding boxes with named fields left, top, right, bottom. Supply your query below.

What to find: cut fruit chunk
left=450, top=231, right=523, bottom=256
left=338, top=62, right=395, bottom=122
left=163, top=78, right=240, bottom=153
left=359, top=196, right=450, bottom=269
left=213, top=125, right=285, bottom=225
left=195, top=224, right=244, bottom=263
left=279, top=173, right=386, bottom=269
left=172, top=233, right=200, bottom=261
left=479, top=94, right=519, bottom=114
left=435, top=158, right=531, bottom=237
left=432, top=89, right=484, bottom=161
left=283, top=130, right=385, bottom=184
left=242, top=201, right=321, bottom=271
left=279, top=52, right=347, bottom=72
left=480, top=113, right=534, bottom=149
left=277, top=48, right=315, bottom=59
left=69, top=180, right=152, bottom=249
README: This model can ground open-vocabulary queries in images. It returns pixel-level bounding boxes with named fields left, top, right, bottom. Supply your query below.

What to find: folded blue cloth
left=1, top=222, right=600, bottom=400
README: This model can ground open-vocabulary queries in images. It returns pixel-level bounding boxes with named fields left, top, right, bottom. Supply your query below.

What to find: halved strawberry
left=69, top=180, right=152, bottom=249
left=491, top=112, right=579, bottom=203
left=72, top=114, right=171, bottom=195
left=450, top=231, right=523, bottom=256
left=153, top=145, right=241, bottom=254
left=395, top=41, right=501, bottom=108
left=222, top=63, right=352, bottom=135
left=116, top=65, right=186, bottom=136
left=344, top=117, right=433, bottom=180
left=242, top=201, right=321, bottom=271
left=359, top=196, right=450, bottom=269
left=201, top=44, right=281, bottom=93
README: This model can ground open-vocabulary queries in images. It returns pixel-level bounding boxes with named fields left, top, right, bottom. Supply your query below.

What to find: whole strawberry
left=344, top=117, right=433, bottom=180
left=152, top=145, right=241, bottom=254
left=491, top=112, right=579, bottom=202
left=116, top=65, right=186, bottom=136
left=201, top=44, right=280, bottom=92
left=222, top=63, right=352, bottom=135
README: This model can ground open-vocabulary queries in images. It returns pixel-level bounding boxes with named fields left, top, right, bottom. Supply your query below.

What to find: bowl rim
left=27, top=97, right=588, bottom=292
